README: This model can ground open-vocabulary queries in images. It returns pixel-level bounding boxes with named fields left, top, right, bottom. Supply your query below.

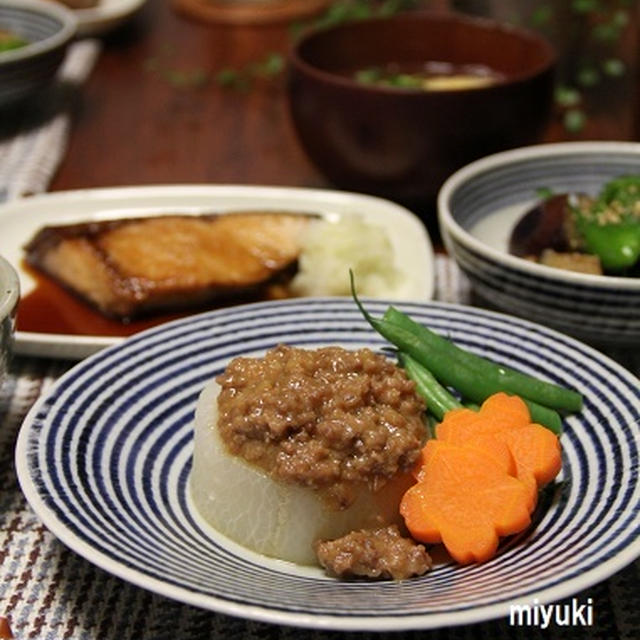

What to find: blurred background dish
left=47, top=0, right=98, bottom=8
left=0, top=0, right=77, bottom=108
left=173, top=0, right=331, bottom=26
left=287, top=10, right=556, bottom=211
left=0, top=254, right=19, bottom=392
left=64, top=0, right=146, bottom=37
left=438, top=140, right=640, bottom=347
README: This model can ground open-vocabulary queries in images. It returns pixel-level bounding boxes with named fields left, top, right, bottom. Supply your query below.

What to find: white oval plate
left=0, top=184, right=433, bottom=359
left=15, top=299, right=640, bottom=631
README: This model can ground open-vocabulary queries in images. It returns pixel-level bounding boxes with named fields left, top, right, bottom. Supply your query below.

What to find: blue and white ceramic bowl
left=15, top=299, right=640, bottom=630
left=438, top=141, right=640, bottom=346
left=0, top=0, right=77, bottom=108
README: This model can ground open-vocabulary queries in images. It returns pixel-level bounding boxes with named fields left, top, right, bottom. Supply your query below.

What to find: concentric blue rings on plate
left=15, top=299, right=640, bottom=630
left=438, top=141, right=640, bottom=347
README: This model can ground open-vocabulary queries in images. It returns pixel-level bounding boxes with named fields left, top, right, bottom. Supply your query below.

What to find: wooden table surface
left=52, top=1, right=323, bottom=192
left=50, top=0, right=640, bottom=225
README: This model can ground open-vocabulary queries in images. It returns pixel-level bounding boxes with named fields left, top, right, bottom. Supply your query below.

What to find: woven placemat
left=0, top=39, right=101, bottom=203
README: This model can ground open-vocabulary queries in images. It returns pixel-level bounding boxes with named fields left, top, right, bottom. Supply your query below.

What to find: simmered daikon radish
left=190, top=379, right=415, bottom=566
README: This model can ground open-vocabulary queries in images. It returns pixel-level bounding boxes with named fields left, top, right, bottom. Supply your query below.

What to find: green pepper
left=571, top=175, right=640, bottom=272
left=579, top=220, right=640, bottom=271
left=600, top=175, right=640, bottom=207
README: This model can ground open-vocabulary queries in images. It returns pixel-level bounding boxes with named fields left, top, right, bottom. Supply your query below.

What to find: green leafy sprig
left=527, top=0, right=634, bottom=133
left=217, top=0, right=423, bottom=89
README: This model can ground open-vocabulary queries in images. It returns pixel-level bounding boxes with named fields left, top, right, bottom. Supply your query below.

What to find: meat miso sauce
left=315, top=524, right=432, bottom=580
left=190, top=344, right=432, bottom=580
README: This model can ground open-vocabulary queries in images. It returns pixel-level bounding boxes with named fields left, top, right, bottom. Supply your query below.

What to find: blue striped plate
left=15, top=299, right=640, bottom=631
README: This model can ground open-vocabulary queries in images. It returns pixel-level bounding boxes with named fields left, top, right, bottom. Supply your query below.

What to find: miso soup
left=353, top=61, right=503, bottom=91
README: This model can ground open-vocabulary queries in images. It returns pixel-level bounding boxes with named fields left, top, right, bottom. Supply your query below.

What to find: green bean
left=398, top=352, right=462, bottom=421
left=523, top=399, right=563, bottom=435
left=425, top=412, right=439, bottom=440
left=356, top=301, right=491, bottom=402
left=382, top=306, right=582, bottom=413
left=400, top=351, right=562, bottom=433
left=396, top=320, right=563, bottom=432
left=349, top=273, right=567, bottom=432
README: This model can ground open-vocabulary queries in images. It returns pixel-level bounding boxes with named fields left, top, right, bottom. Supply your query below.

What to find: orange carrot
left=436, top=392, right=561, bottom=511
left=501, top=424, right=562, bottom=488
left=400, top=440, right=532, bottom=564
left=401, top=392, right=562, bottom=563
left=432, top=406, right=517, bottom=476
left=436, top=393, right=530, bottom=440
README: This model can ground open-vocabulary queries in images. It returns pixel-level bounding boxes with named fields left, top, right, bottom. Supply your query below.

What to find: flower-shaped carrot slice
left=430, top=407, right=516, bottom=476
left=400, top=439, right=532, bottom=564
left=435, top=392, right=562, bottom=512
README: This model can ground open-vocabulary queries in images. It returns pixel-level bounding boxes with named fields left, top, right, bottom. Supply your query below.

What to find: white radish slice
left=190, top=379, right=413, bottom=566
